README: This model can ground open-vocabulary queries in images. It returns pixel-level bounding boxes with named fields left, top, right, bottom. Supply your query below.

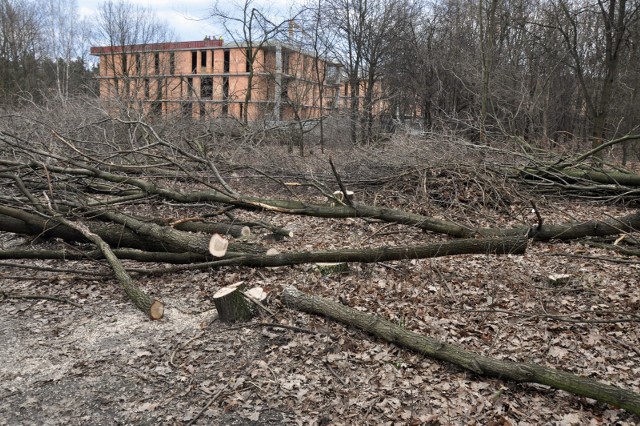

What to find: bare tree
left=209, top=0, right=292, bottom=124
left=545, top=0, right=640, bottom=157
left=0, top=0, right=43, bottom=103
left=94, top=0, right=174, bottom=103
left=43, top=0, right=90, bottom=102
left=300, top=0, right=340, bottom=151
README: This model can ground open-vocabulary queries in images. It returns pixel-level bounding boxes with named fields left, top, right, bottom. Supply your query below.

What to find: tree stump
left=213, top=282, right=253, bottom=323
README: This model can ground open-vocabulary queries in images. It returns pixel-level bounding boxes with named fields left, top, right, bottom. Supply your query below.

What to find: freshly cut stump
left=213, top=283, right=253, bottom=323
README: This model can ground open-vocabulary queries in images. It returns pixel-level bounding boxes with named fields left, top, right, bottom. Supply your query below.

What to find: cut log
left=213, top=283, right=253, bottom=323
left=0, top=206, right=263, bottom=257
left=53, top=216, right=164, bottom=320
left=282, top=286, right=640, bottom=416
left=205, top=236, right=527, bottom=268
left=209, top=234, right=229, bottom=257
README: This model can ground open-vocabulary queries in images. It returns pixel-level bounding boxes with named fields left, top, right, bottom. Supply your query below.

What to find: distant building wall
left=91, top=40, right=342, bottom=121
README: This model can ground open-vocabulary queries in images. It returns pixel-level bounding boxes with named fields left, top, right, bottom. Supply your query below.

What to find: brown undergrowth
left=1, top=135, right=639, bottom=425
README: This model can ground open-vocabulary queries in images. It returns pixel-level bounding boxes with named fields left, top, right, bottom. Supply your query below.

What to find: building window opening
left=222, top=76, right=229, bottom=100
left=187, top=77, right=193, bottom=97
left=154, top=53, right=160, bottom=74
left=182, top=102, right=192, bottom=117
left=191, top=51, right=197, bottom=73
left=201, top=76, right=213, bottom=99
left=151, top=101, right=162, bottom=115
left=169, top=52, right=175, bottom=75
left=201, top=50, right=207, bottom=68
left=246, top=48, right=251, bottom=73
left=135, top=53, right=141, bottom=74
left=122, top=55, right=128, bottom=75
left=223, top=49, right=230, bottom=73
left=144, top=78, right=150, bottom=98
left=282, top=51, right=290, bottom=75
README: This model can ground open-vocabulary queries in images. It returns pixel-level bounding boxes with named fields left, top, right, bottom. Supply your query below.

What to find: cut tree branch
left=282, top=286, right=640, bottom=416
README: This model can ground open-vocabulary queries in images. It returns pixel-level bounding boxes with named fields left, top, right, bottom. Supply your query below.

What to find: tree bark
left=282, top=286, right=640, bottom=416
left=0, top=205, right=264, bottom=256
left=54, top=216, right=164, bottom=320
left=213, top=283, right=253, bottom=322
left=198, top=236, right=527, bottom=268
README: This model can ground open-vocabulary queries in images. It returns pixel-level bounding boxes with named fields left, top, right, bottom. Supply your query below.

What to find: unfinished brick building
left=90, top=39, right=343, bottom=121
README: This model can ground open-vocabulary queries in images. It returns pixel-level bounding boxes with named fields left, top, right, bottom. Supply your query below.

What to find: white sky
left=80, top=0, right=297, bottom=43
left=79, top=0, right=219, bottom=42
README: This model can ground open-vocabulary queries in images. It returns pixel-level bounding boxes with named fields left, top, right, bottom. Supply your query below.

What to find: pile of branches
left=516, top=135, right=640, bottom=204
left=1, top=110, right=640, bottom=316
left=2, top=108, right=640, bottom=416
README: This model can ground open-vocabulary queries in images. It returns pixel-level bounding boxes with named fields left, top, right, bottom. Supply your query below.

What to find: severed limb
left=282, top=286, right=640, bottom=416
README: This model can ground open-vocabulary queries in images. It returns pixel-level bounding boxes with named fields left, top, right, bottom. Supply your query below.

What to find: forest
left=0, top=0, right=639, bottom=424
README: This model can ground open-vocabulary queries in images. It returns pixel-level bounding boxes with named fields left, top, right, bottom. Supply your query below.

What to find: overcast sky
left=79, top=0, right=219, bottom=42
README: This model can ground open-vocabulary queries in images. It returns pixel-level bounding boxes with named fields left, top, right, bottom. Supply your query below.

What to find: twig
left=2, top=292, right=82, bottom=308
left=324, top=361, right=347, bottom=386
left=451, top=307, right=640, bottom=324
left=186, top=384, right=228, bottom=426
left=226, top=322, right=324, bottom=336
left=169, top=331, right=206, bottom=369
left=329, top=157, right=353, bottom=207
left=243, top=293, right=277, bottom=318
left=0, top=261, right=110, bottom=276
left=362, top=222, right=399, bottom=243
left=529, top=200, right=543, bottom=233
left=544, top=252, right=640, bottom=265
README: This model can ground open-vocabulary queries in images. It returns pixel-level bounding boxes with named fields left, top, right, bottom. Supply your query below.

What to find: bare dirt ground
left=1, top=146, right=639, bottom=425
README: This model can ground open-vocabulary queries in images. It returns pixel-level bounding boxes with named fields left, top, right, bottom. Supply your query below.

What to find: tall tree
left=549, top=0, right=640, bottom=156
left=94, top=0, right=173, bottom=101
left=300, top=0, right=339, bottom=151
left=209, top=0, right=291, bottom=124
left=44, top=0, right=89, bottom=102
left=0, top=0, right=43, bottom=103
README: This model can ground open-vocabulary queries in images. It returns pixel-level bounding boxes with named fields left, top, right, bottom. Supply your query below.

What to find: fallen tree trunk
left=0, top=236, right=526, bottom=269
left=55, top=216, right=163, bottom=320
left=0, top=248, right=211, bottom=263
left=282, top=286, right=640, bottom=416
left=6, top=159, right=639, bottom=242
left=483, top=210, right=640, bottom=241
left=190, top=236, right=527, bottom=268
left=0, top=205, right=263, bottom=256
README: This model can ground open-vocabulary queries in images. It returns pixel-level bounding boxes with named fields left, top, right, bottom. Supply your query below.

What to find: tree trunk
left=0, top=205, right=263, bottom=256
left=282, top=286, right=640, bottom=416
left=194, top=236, right=527, bottom=268
left=56, top=216, right=163, bottom=320
left=213, top=283, right=253, bottom=322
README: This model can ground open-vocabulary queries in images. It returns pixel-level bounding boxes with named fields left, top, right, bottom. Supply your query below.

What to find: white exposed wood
left=208, top=234, right=229, bottom=257
left=548, top=274, right=572, bottom=285
left=245, top=286, right=267, bottom=301
left=315, top=262, right=349, bottom=275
